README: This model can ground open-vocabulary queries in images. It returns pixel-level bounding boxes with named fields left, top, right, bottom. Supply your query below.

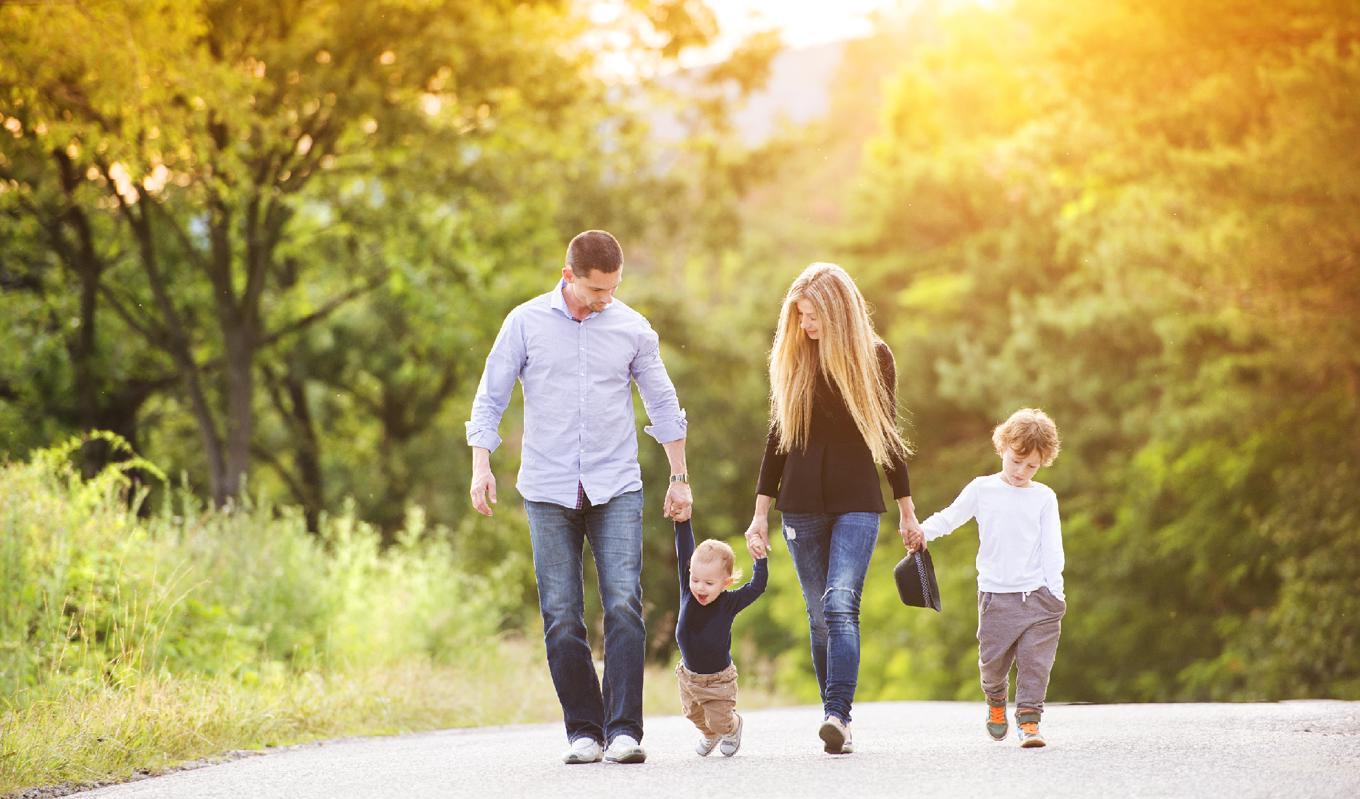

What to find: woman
left=745, top=262, right=924, bottom=755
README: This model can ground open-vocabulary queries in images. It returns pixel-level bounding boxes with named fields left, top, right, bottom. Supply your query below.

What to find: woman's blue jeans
left=780, top=511, right=879, bottom=724
left=523, top=489, right=645, bottom=745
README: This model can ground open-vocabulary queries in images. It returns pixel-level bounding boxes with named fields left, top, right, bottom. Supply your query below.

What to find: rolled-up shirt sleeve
left=465, top=311, right=526, bottom=452
left=631, top=325, right=687, bottom=444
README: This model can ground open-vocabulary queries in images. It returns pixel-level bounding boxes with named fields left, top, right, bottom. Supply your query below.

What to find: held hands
left=900, top=518, right=926, bottom=553
left=664, top=480, right=693, bottom=522
left=744, top=516, right=769, bottom=559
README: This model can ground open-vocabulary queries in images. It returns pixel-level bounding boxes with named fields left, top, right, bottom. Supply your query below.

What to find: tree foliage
left=828, top=0, right=1360, bottom=700
left=3, top=0, right=1357, bottom=703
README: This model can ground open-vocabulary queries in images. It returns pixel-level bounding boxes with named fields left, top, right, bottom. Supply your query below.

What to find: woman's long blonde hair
left=769, top=263, right=910, bottom=465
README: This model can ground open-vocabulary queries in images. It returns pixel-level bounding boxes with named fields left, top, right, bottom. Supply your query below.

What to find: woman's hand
left=744, top=515, right=769, bottom=559
left=896, top=496, right=925, bottom=552
left=899, top=518, right=926, bottom=553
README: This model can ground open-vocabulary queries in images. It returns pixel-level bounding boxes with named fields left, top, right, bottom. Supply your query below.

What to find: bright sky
left=706, top=0, right=908, bottom=52
left=584, top=0, right=916, bottom=78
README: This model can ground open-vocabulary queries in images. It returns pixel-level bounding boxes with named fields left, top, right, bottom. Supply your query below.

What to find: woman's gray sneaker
left=819, top=715, right=848, bottom=754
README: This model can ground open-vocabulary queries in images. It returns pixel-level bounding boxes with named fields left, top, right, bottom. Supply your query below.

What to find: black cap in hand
left=894, top=549, right=941, bottom=612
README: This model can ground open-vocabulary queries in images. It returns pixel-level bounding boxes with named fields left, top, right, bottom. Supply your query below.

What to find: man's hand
left=470, top=447, right=497, bottom=517
left=664, top=480, right=692, bottom=521
left=660, top=439, right=690, bottom=521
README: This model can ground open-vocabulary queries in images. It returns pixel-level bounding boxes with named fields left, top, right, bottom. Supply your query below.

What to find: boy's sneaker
left=604, top=734, right=647, bottom=764
left=562, top=737, right=602, bottom=764
left=696, top=735, right=719, bottom=756
left=1016, top=711, right=1046, bottom=748
left=819, top=715, right=849, bottom=754
left=986, top=703, right=1009, bottom=741
left=718, top=713, right=743, bottom=757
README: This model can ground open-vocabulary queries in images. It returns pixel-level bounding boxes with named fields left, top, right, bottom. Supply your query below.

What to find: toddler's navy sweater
left=674, top=519, right=767, bottom=674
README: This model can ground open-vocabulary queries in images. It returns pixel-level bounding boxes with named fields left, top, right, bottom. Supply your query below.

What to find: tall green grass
left=0, top=436, right=793, bottom=796
left=0, top=434, right=535, bottom=794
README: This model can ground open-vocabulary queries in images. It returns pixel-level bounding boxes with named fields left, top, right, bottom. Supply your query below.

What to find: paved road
left=73, top=701, right=1360, bottom=798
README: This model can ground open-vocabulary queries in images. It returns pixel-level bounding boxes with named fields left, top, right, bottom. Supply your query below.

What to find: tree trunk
left=221, top=325, right=255, bottom=500
left=285, top=372, right=324, bottom=531
left=258, top=360, right=324, bottom=530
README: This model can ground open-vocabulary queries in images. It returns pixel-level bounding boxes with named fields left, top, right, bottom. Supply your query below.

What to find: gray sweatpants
left=977, top=587, right=1066, bottom=714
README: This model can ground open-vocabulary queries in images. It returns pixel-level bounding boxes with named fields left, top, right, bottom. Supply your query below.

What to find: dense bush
left=0, top=434, right=528, bottom=700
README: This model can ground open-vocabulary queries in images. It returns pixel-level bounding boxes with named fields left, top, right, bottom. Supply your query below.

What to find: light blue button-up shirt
left=466, top=280, right=687, bottom=508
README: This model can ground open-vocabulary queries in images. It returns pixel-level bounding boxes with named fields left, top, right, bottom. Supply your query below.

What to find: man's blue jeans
left=524, top=489, right=645, bottom=745
left=780, top=511, right=879, bottom=725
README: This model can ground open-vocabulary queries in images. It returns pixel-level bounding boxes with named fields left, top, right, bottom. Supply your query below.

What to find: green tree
left=1, top=0, right=610, bottom=504
left=836, top=0, right=1360, bottom=700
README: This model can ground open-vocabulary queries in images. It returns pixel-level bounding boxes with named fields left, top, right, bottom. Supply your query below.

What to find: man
left=466, top=230, right=692, bottom=765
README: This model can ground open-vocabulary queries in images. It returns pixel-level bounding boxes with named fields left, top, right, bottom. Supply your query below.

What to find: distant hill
left=728, top=39, right=847, bottom=144
left=643, top=39, right=849, bottom=145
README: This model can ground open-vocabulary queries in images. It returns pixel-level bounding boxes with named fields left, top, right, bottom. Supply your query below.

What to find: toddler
left=674, top=518, right=767, bottom=756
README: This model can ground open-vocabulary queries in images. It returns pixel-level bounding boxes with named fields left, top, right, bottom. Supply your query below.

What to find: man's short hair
left=566, top=230, right=623, bottom=276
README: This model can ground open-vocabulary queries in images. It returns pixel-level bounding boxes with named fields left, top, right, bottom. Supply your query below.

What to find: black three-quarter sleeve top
left=756, top=340, right=911, bottom=513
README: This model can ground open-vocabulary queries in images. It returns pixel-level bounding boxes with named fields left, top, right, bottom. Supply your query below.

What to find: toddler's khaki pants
left=676, top=661, right=739, bottom=737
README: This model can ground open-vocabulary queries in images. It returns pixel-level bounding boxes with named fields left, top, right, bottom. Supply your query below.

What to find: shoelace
left=989, top=706, right=1007, bottom=724
left=1019, top=721, right=1040, bottom=735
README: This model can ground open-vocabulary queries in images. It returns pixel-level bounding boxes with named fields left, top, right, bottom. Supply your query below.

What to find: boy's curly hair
left=992, top=408, right=1061, bottom=467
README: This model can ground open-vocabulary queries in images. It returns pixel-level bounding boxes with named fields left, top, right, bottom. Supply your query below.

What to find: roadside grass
left=1, top=640, right=790, bottom=796
left=0, top=437, right=791, bottom=796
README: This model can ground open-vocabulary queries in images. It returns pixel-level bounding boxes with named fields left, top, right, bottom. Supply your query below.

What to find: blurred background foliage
left=2, top=0, right=1357, bottom=722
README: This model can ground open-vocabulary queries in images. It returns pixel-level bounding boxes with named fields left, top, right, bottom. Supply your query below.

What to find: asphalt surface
left=71, top=701, right=1360, bottom=798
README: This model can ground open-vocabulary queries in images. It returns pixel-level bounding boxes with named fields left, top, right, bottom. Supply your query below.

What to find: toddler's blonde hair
left=692, top=539, right=742, bottom=585
left=992, top=408, right=1061, bottom=466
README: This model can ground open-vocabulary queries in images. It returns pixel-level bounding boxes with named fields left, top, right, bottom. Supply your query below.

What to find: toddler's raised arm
left=675, top=520, right=696, bottom=598
left=729, top=556, right=768, bottom=614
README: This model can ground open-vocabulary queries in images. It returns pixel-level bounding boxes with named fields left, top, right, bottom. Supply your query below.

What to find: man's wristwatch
left=669, top=473, right=688, bottom=484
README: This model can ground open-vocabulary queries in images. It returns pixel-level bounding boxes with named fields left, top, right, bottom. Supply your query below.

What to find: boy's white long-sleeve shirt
left=920, top=473, right=1065, bottom=601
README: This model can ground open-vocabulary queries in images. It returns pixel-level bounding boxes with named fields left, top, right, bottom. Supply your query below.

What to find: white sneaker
left=696, top=735, right=719, bottom=756
left=841, top=724, right=854, bottom=754
left=604, top=734, right=647, bottom=764
left=562, top=737, right=602, bottom=764
left=718, top=713, right=743, bottom=757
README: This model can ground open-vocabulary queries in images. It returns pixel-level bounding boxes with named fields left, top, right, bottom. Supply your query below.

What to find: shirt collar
left=551, top=278, right=601, bottom=322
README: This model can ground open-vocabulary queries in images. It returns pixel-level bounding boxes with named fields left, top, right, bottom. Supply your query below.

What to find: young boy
left=674, top=518, right=768, bottom=757
left=908, top=408, right=1066, bottom=748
